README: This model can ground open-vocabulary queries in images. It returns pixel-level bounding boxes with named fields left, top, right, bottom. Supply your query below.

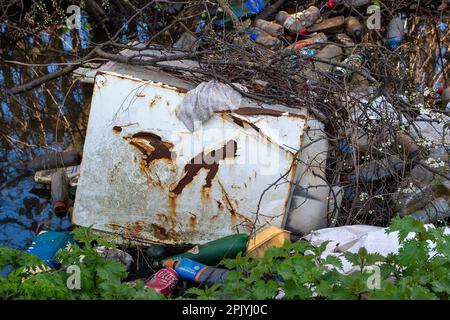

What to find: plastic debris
left=177, top=80, right=243, bottom=131
left=95, top=246, right=134, bottom=271
left=164, top=258, right=229, bottom=287
left=157, top=234, right=248, bottom=267
left=145, top=268, right=179, bottom=296
left=246, top=226, right=291, bottom=257
left=26, top=231, right=73, bottom=268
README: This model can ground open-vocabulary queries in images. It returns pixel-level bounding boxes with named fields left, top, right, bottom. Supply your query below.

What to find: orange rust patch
left=112, top=126, right=122, bottom=133
left=171, top=140, right=238, bottom=195
left=151, top=223, right=178, bottom=241
left=168, top=195, right=178, bottom=224
left=129, top=221, right=145, bottom=236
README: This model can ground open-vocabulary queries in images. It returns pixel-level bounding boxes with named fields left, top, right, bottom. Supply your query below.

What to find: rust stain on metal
left=235, top=107, right=283, bottom=117
left=151, top=223, right=173, bottom=241
left=231, top=107, right=307, bottom=119
left=170, top=140, right=238, bottom=195
left=124, top=132, right=176, bottom=167
left=108, top=221, right=145, bottom=238
left=128, top=221, right=145, bottom=236
left=108, top=161, right=122, bottom=183
left=231, top=116, right=245, bottom=128
left=217, top=180, right=236, bottom=216
left=149, top=95, right=162, bottom=108
left=189, top=214, right=197, bottom=230
left=112, top=126, right=123, bottom=133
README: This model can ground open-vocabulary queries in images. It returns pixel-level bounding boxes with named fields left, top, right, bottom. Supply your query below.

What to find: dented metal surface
left=73, top=71, right=309, bottom=245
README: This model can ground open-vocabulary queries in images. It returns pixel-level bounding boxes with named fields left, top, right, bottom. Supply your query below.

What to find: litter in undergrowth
left=14, top=0, right=449, bottom=297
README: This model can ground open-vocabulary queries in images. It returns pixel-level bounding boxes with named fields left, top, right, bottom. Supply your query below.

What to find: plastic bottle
left=313, top=44, right=344, bottom=73
left=25, top=149, right=81, bottom=171
left=336, top=33, right=355, bottom=56
left=344, top=16, right=363, bottom=41
left=395, top=132, right=420, bottom=159
left=276, top=6, right=320, bottom=34
left=441, top=87, right=450, bottom=107
left=158, top=233, right=248, bottom=267
left=330, top=0, right=371, bottom=7
left=410, top=198, right=450, bottom=224
left=51, top=169, right=70, bottom=217
left=173, top=32, right=198, bottom=50
left=346, top=155, right=404, bottom=183
left=215, top=0, right=269, bottom=27
left=304, top=44, right=343, bottom=84
left=335, top=53, right=364, bottom=77
left=246, top=27, right=282, bottom=48
left=164, top=258, right=229, bottom=287
left=386, top=13, right=407, bottom=50
left=255, top=19, right=284, bottom=37
left=306, top=16, right=345, bottom=34
left=286, top=32, right=327, bottom=50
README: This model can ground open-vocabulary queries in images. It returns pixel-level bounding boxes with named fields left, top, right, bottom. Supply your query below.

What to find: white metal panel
left=73, top=71, right=307, bottom=245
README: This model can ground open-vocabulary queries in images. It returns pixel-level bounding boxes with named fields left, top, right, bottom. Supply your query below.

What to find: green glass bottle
left=157, top=234, right=249, bottom=267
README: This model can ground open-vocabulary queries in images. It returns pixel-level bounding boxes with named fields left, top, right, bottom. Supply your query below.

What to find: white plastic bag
left=304, top=224, right=450, bottom=274
left=177, top=80, right=243, bottom=132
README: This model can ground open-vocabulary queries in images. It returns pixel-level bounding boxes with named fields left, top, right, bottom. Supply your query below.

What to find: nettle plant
left=0, top=216, right=449, bottom=300
left=0, top=228, right=163, bottom=300
left=187, top=216, right=450, bottom=300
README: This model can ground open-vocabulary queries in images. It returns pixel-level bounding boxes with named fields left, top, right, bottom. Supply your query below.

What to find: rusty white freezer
left=73, top=70, right=308, bottom=245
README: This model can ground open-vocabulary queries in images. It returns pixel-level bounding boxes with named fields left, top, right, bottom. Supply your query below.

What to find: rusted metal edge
left=95, top=70, right=189, bottom=93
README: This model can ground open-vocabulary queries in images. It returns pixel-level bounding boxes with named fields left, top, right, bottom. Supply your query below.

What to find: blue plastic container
left=26, top=231, right=73, bottom=268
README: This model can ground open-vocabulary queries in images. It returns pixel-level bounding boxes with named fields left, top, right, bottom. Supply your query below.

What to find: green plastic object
left=145, top=244, right=166, bottom=258
left=159, top=234, right=249, bottom=266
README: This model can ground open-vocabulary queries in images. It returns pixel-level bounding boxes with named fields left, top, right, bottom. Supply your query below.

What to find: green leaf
left=252, top=280, right=279, bottom=300
left=323, top=255, right=344, bottom=270
left=388, top=216, right=426, bottom=243
left=397, top=240, right=428, bottom=268
left=344, top=252, right=360, bottom=266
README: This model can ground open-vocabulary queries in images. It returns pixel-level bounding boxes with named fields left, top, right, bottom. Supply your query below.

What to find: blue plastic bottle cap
left=387, top=38, right=401, bottom=50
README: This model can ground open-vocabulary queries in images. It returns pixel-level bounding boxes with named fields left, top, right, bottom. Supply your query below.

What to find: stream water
left=0, top=15, right=151, bottom=250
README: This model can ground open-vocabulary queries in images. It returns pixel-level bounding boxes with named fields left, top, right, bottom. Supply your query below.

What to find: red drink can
left=145, top=267, right=179, bottom=297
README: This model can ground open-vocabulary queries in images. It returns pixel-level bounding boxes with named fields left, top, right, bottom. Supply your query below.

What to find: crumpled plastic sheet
left=409, top=114, right=450, bottom=146
left=177, top=80, right=244, bottom=132
left=304, top=224, right=450, bottom=274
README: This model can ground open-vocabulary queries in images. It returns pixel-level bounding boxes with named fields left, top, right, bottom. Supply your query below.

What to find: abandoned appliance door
left=73, top=71, right=307, bottom=245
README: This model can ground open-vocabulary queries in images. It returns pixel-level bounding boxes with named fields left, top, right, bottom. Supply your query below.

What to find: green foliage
left=187, top=216, right=450, bottom=300
left=0, top=227, right=164, bottom=300
left=1, top=217, right=449, bottom=300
